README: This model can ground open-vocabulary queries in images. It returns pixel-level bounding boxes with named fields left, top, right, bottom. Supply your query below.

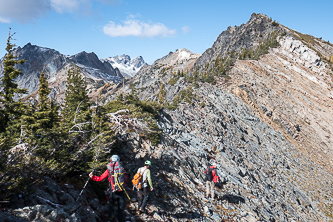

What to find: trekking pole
left=76, top=171, right=93, bottom=202
left=122, top=184, right=131, bottom=200
left=76, top=136, right=104, bottom=202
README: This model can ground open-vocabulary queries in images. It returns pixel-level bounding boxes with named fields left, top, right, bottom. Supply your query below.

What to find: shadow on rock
left=222, top=193, right=245, bottom=204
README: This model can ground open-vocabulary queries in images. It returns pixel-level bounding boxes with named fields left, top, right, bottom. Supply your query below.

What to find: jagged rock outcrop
left=1, top=176, right=107, bottom=222
left=194, top=13, right=284, bottom=69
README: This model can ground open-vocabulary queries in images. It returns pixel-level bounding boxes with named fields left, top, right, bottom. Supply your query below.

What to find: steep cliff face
left=6, top=43, right=68, bottom=98
left=224, top=35, right=333, bottom=169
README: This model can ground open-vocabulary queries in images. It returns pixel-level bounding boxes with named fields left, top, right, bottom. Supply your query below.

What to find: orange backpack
left=132, top=168, right=147, bottom=190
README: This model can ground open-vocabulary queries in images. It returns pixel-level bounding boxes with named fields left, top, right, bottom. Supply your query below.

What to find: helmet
left=145, top=160, right=151, bottom=166
left=212, top=163, right=217, bottom=168
left=111, top=155, right=120, bottom=162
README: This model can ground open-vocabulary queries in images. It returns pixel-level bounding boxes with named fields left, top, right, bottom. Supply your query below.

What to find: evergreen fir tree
left=0, top=30, right=32, bottom=198
left=54, top=65, right=92, bottom=174
left=31, top=69, right=54, bottom=134
left=0, top=30, right=27, bottom=134
left=25, top=69, right=60, bottom=162
left=62, top=65, right=91, bottom=133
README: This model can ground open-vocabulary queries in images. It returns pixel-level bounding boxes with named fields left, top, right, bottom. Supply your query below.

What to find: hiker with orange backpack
left=89, top=155, right=127, bottom=222
left=203, top=162, right=221, bottom=200
left=132, top=160, right=153, bottom=214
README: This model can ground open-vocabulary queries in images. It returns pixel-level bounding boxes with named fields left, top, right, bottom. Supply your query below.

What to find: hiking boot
left=137, top=208, right=144, bottom=215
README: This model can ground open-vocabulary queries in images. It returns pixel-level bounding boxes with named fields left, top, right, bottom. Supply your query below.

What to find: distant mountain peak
left=250, top=12, right=270, bottom=20
left=194, top=13, right=282, bottom=69
left=17, top=43, right=57, bottom=56
left=0, top=43, right=123, bottom=103
left=174, top=48, right=200, bottom=61
left=154, top=48, right=200, bottom=70
left=102, top=55, right=147, bottom=78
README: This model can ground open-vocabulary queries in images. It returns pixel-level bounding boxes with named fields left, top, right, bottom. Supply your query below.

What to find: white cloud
left=0, top=0, right=49, bottom=23
left=50, top=0, right=80, bottom=13
left=181, top=26, right=191, bottom=34
left=0, top=16, right=11, bottom=23
left=0, top=0, right=117, bottom=23
left=103, top=19, right=176, bottom=38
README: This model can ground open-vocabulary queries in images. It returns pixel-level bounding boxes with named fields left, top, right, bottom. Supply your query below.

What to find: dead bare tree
left=106, top=109, right=151, bottom=135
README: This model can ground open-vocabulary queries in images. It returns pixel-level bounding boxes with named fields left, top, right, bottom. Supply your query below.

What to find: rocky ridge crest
left=118, top=13, right=333, bottom=221
left=1, top=13, right=333, bottom=222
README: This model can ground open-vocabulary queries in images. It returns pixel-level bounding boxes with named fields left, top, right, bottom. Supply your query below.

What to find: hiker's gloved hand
left=150, top=187, right=154, bottom=191
left=89, top=172, right=93, bottom=178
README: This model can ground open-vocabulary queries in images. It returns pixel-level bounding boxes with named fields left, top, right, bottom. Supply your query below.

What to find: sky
left=0, top=0, right=332, bottom=65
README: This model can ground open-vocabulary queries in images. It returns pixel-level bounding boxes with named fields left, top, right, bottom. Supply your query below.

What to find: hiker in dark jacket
left=203, top=163, right=221, bottom=200
left=89, top=154, right=127, bottom=222
left=135, top=160, right=153, bottom=214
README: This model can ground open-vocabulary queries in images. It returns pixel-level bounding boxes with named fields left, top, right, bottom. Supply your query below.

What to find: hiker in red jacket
left=203, top=163, right=221, bottom=200
left=89, top=154, right=127, bottom=222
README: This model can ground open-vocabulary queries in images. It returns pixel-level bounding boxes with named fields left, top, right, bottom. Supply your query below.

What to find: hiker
left=134, top=160, right=153, bottom=214
left=203, top=163, right=221, bottom=200
left=89, top=155, right=127, bottom=222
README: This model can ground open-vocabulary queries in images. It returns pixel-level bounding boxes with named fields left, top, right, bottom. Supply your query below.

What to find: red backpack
left=205, top=168, right=213, bottom=181
left=107, top=161, right=125, bottom=191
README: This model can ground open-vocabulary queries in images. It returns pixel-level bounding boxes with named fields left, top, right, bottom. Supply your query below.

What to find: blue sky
left=0, top=0, right=332, bottom=64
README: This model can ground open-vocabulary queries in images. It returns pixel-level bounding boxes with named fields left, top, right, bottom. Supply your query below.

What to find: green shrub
left=169, top=77, right=179, bottom=86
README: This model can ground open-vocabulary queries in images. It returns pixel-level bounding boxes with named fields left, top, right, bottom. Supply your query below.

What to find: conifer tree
left=0, top=30, right=27, bottom=134
left=0, top=30, right=29, bottom=157
left=55, top=65, right=92, bottom=173
left=24, top=69, right=59, bottom=153
left=62, top=65, right=91, bottom=132
left=0, top=30, right=31, bottom=196
left=31, top=69, right=54, bottom=134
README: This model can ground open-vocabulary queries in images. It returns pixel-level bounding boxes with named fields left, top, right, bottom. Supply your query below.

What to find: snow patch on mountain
left=176, top=48, right=199, bottom=61
left=102, top=54, right=147, bottom=78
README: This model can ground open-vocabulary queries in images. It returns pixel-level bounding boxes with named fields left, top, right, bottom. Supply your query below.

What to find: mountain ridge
left=0, top=43, right=147, bottom=103
left=0, top=13, right=332, bottom=222
left=117, top=12, right=333, bottom=221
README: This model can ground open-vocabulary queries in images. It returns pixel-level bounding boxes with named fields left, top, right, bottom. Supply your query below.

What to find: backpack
left=107, top=161, right=125, bottom=192
left=132, top=168, right=148, bottom=190
left=205, top=168, right=213, bottom=181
